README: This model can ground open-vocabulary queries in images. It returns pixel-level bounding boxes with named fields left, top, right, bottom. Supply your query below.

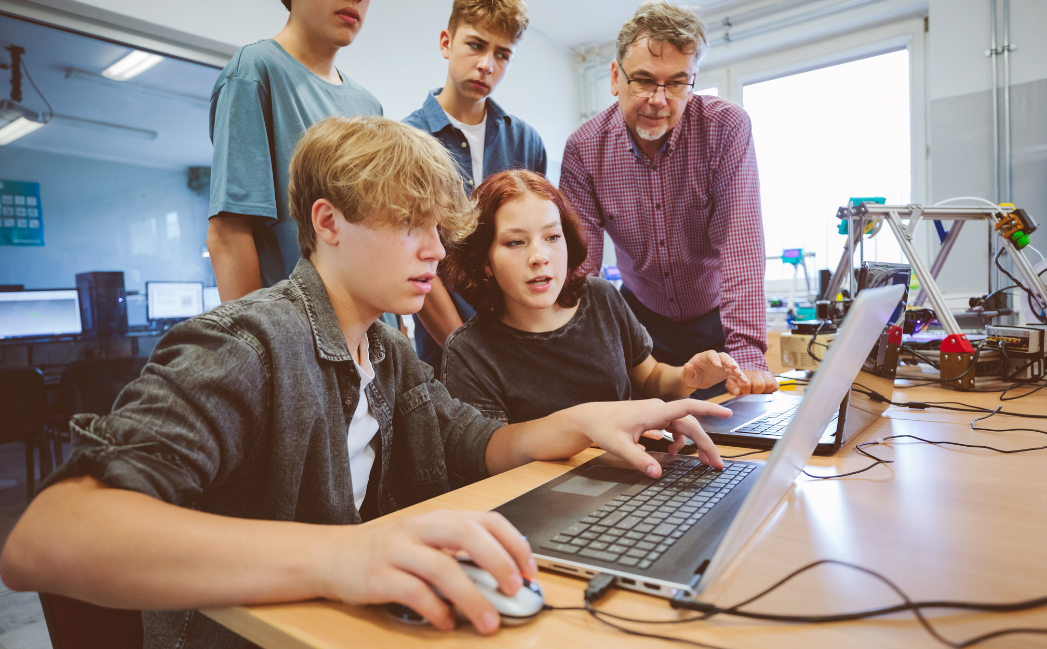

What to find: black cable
left=720, top=450, right=767, bottom=459
left=19, top=57, right=53, bottom=121
left=802, top=427, right=1047, bottom=480
left=969, top=407, right=1047, bottom=440
left=559, top=564, right=1047, bottom=649
left=670, top=559, right=1047, bottom=649
left=805, top=321, right=830, bottom=363
left=994, top=248, right=1047, bottom=324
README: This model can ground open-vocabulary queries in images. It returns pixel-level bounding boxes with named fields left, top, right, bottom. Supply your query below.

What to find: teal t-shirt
left=208, top=39, right=383, bottom=287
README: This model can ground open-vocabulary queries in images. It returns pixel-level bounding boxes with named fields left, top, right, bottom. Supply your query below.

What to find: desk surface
left=202, top=382, right=1047, bottom=648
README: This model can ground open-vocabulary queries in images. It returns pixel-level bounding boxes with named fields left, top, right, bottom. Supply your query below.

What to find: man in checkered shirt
left=560, top=0, right=777, bottom=398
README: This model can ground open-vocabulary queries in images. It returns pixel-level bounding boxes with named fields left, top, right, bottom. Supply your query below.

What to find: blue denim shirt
left=42, top=258, right=503, bottom=649
left=403, top=89, right=547, bottom=372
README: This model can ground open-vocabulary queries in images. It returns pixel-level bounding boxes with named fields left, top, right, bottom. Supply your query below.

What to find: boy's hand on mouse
left=681, top=351, right=748, bottom=392
left=324, top=510, right=535, bottom=635
left=572, top=399, right=729, bottom=477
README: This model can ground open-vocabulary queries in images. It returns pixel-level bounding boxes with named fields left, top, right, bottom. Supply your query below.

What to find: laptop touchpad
left=551, top=466, right=638, bottom=497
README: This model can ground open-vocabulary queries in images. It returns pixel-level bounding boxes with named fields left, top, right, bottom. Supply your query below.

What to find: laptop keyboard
left=540, top=459, right=754, bottom=570
left=733, top=405, right=839, bottom=438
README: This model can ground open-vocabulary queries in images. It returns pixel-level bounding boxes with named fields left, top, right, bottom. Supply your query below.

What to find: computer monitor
left=0, top=289, right=83, bottom=340
left=125, top=292, right=149, bottom=329
left=203, top=286, right=220, bottom=312
left=146, top=282, right=204, bottom=322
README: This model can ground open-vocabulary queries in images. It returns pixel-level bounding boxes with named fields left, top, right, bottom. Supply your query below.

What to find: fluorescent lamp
left=0, top=117, right=46, bottom=145
left=102, top=50, right=164, bottom=81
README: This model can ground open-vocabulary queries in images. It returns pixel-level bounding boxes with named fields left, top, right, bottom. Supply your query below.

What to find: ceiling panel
left=0, top=15, right=219, bottom=169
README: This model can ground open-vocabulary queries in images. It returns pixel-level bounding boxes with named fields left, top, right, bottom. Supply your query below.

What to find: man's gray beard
left=636, top=124, right=669, bottom=141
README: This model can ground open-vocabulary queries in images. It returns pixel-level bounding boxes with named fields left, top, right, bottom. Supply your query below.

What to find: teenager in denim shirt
left=2, top=118, right=728, bottom=649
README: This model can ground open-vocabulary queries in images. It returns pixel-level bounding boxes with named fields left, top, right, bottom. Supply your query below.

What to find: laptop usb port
left=620, top=578, right=636, bottom=586
left=643, top=582, right=660, bottom=591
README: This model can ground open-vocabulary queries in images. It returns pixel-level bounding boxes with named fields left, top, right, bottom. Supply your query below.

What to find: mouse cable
left=542, top=573, right=731, bottom=649
left=548, top=564, right=1047, bottom=649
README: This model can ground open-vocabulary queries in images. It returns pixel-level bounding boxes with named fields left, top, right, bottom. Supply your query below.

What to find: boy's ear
left=311, top=198, right=342, bottom=248
left=439, top=29, right=453, bottom=60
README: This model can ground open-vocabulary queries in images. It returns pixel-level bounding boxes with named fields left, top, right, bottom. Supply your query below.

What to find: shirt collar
left=418, top=87, right=511, bottom=135
left=611, top=101, right=686, bottom=160
left=289, top=258, right=386, bottom=366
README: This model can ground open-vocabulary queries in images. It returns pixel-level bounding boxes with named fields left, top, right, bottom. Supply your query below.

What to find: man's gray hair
left=616, top=1, right=707, bottom=64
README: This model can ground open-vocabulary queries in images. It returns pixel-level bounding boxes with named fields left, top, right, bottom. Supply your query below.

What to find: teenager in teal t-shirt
left=207, top=0, right=382, bottom=297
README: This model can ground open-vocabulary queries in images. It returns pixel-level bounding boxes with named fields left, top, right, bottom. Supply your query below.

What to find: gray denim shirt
left=42, top=258, right=504, bottom=649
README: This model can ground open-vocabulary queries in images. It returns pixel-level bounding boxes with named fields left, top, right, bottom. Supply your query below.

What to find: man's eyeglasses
left=619, top=66, right=695, bottom=100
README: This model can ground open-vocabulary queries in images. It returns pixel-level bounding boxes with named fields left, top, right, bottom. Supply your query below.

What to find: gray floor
left=0, top=442, right=55, bottom=649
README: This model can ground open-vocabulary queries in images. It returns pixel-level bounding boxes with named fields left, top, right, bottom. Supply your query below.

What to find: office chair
left=39, top=593, right=143, bottom=649
left=0, top=366, right=46, bottom=500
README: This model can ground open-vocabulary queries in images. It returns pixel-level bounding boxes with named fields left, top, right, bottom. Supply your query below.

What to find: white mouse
left=454, top=557, right=545, bottom=625
left=386, top=557, right=545, bottom=627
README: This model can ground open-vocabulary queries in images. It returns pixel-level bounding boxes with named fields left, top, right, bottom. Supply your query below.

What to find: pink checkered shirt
left=560, top=96, right=769, bottom=371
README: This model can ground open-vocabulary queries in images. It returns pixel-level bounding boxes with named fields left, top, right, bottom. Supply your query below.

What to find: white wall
left=32, top=0, right=577, bottom=180
left=0, top=147, right=214, bottom=292
left=928, top=0, right=1047, bottom=101
left=926, top=0, right=1047, bottom=304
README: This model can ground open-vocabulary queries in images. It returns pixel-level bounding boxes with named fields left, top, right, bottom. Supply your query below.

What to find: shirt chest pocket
left=600, top=193, right=651, bottom=267
left=392, top=383, right=447, bottom=484
left=678, top=188, right=715, bottom=256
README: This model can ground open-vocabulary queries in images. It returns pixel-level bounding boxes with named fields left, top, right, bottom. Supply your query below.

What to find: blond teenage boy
left=1, top=117, right=728, bottom=648
left=404, top=0, right=547, bottom=375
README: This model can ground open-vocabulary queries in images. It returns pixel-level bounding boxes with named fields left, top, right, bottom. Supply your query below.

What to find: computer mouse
left=385, top=557, right=545, bottom=627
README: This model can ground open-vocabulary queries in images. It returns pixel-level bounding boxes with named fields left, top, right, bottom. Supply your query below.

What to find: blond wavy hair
left=449, top=0, right=530, bottom=43
left=288, top=117, right=477, bottom=257
left=617, top=1, right=707, bottom=64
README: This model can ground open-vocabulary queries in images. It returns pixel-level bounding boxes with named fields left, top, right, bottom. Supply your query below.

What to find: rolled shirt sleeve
left=41, top=318, right=271, bottom=507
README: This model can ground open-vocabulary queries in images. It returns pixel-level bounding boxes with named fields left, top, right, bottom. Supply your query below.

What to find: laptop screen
left=0, top=289, right=83, bottom=339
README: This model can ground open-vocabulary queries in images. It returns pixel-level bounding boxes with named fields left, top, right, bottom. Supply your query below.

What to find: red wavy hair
left=445, top=170, right=589, bottom=321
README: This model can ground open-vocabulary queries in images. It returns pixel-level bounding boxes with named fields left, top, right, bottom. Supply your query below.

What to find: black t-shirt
left=441, top=277, right=653, bottom=423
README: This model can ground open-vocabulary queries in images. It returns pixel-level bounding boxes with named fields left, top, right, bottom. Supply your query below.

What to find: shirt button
left=655, top=203, right=662, bottom=209
left=344, top=398, right=353, bottom=406
left=659, top=240, right=666, bottom=246
left=664, top=272, right=669, bottom=278
left=669, top=298, right=675, bottom=303
left=461, top=141, right=467, bottom=147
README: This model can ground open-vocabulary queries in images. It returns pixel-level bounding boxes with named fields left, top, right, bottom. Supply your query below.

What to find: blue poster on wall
left=0, top=180, right=44, bottom=246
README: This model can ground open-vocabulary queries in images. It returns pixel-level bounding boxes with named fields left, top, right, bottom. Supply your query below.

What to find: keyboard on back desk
left=540, top=458, right=754, bottom=570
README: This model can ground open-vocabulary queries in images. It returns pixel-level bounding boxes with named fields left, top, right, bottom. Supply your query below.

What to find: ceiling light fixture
left=0, top=116, right=46, bottom=145
left=102, top=50, right=164, bottom=81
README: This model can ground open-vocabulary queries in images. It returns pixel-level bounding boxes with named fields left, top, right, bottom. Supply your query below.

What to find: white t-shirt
left=347, top=335, right=379, bottom=507
left=444, top=108, right=487, bottom=188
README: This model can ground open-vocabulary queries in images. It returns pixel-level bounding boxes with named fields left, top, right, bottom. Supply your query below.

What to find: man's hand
left=727, top=369, right=779, bottom=396
left=571, top=399, right=731, bottom=476
left=326, top=510, right=535, bottom=635
left=681, top=351, right=748, bottom=392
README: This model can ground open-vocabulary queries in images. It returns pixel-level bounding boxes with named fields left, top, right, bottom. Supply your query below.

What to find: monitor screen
left=147, top=282, right=203, bottom=321
left=125, top=293, right=149, bottom=328
left=0, top=289, right=83, bottom=339
left=203, top=286, right=220, bottom=312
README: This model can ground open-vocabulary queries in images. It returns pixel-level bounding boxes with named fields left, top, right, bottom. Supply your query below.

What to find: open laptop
left=494, top=284, right=904, bottom=600
left=690, top=261, right=911, bottom=456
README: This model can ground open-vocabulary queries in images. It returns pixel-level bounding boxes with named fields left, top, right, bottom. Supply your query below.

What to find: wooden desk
left=202, top=384, right=1047, bottom=648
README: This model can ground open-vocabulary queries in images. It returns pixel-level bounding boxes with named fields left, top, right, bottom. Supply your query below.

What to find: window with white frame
left=745, top=48, right=912, bottom=284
